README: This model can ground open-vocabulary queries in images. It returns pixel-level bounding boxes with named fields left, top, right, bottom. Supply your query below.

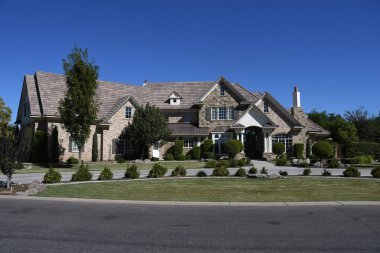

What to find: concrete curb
left=1, top=195, right=380, bottom=207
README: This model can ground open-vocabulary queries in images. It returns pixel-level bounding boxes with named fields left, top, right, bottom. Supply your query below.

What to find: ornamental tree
left=58, top=46, right=99, bottom=161
left=120, top=103, right=171, bottom=160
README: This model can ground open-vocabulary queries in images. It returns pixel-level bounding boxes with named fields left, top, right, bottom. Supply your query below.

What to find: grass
left=36, top=177, right=380, bottom=202
left=16, top=161, right=206, bottom=174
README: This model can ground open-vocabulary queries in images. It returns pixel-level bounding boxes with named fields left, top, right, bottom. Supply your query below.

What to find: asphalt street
left=0, top=198, right=379, bottom=252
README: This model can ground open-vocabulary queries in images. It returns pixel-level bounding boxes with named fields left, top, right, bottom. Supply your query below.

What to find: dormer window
left=168, top=91, right=182, bottom=105
left=220, top=86, right=225, bottom=96
left=125, top=107, right=132, bottom=119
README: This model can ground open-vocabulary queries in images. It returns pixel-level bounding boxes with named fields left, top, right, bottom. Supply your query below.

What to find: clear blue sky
left=1, top=0, right=379, bottom=122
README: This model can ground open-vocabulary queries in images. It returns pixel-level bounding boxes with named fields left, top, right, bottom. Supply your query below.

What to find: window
left=220, top=86, right=225, bottom=96
left=210, top=107, right=234, bottom=120
left=219, top=107, right=226, bottom=120
left=272, top=134, right=293, bottom=153
left=114, top=139, right=135, bottom=155
left=125, top=107, right=132, bottom=119
left=183, top=113, right=191, bottom=123
left=264, top=102, right=269, bottom=113
left=164, top=113, right=169, bottom=122
left=69, top=137, right=79, bottom=152
left=183, top=137, right=194, bottom=148
left=173, top=98, right=177, bottom=103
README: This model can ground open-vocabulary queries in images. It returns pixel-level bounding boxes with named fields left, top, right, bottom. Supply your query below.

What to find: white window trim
left=125, top=107, right=132, bottom=119
left=183, top=136, right=195, bottom=148
left=219, top=86, right=225, bottom=96
left=211, top=107, right=234, bottom=120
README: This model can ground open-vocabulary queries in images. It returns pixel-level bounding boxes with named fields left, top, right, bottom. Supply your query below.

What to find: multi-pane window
left=125, top=107, right=132, bottom=119
left=220, top=86, right=225, bottom=96
left=272, top=134, right=293, bottom=153
left=183, top=137, right=194, bottom=148
left=115, top=139, right=135, bottom=155
left=210, top=107, right=234, bottom=120
left=264, top=102, right=269, bottom=113
left=183, top=113, right=191, bottom=123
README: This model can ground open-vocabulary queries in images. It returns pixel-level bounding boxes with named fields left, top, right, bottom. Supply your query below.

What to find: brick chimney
left=143, top=80, right=148, bottom=86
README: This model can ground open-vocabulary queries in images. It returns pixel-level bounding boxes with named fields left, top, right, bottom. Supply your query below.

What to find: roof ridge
left=233, top=82, right=260, bottom=100
left=146, top=81, right=214, bottom=85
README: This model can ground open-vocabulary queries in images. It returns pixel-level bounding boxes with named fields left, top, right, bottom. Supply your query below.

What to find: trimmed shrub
left=50, top=125, right=60, bottom=163
left=218, top=160, right=230, bottom=168
left=151, top=157, right=159, bottom=161
left=228, top=159, right=237, bottom=167
left=164, top=154, right=174, bottom=161
left=225, top=140, right=243, bottom=158
left=306, top=139, right=312, bottom=158
left=66, top=156, right=79, bottom=165
left=322, top=169, right=331, bottom=176
left=15, top=162, right=24, bottom=170
left=248, top=166, right=257, bottom=174
left=171, top=165, right=186, bottom=177
left=234, top=168, right=247, bottom=177
left=92, top=132, right=98, bottom=162
left=279, top=170, right=288, bottom=176
left=31, top=130, right=48, bottom=163
left=343, top=167, right=361, bottom=177
left=98, top=166, right=113, bottom=180
left=71, top=163, right=92, bottom=181
left=192, top=146, right=201, bottom=160
left=203, top=139, right=214, bottom=153
left=212, top=166, right=229, bottom=176
left=148, top=164, right=168, bottom=178
left=125, top=164, right=140, bottom=179
left=115, top=155, right=126, bottom=163
left=328, top=159, right=340, bottom=168
left=370, top=167, right=380, bottom=178
left=173, top=140, right=184, bottom=159
left=356, top=155, right=374, bottom=164
left=273, top=142, right=285, bottom=157
left=177, top=154, right=186, bottom=161
left=275, top=154, right=288, bottom=166
left=43, top=168, right=62, bottom=183
left=260, top=167, right=268, bottom=175
left=303, top=168, right=311, bottom=176
left=197, top=170, right=207, bottom=177
left=204, top=152, right=215, bottom=159
left=341, top=158, right=359, bottom=165
left=244, top=157, right=251, bottom=165
left=205, top=160, right=217, bottom=168
left=237, top=159, right=245, bottom=167
left=293, top=143, right=304, bottom=159
left=312, top=141, right=333, bottom=162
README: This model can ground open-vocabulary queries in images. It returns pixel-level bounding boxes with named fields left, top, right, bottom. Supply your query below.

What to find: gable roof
left=195, top=77, right=247, bottom=104
left=168, top=91, right=182, bottom=99
left=100, top=96, right=139, bottom=124
left=306, top=118, right=330, bottom=135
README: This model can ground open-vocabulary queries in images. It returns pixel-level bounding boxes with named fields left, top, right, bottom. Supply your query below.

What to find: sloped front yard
left=36, top=178, right=380, bottom=202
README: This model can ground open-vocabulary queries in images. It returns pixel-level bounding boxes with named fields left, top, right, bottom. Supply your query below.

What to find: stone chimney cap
left=294, top=86, right=298, bottom=92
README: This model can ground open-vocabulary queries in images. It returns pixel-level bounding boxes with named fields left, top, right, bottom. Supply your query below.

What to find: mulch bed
left=0, top=184, right=29, bottom=195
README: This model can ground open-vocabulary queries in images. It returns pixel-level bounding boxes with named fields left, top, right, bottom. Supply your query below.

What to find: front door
left=244, top=127, right=264, bottom=159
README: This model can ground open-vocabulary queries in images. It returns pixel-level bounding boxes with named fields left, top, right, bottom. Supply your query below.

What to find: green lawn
left=36, top=178, right=380, bottom=202
left=16, top=161, right=206, bottom=174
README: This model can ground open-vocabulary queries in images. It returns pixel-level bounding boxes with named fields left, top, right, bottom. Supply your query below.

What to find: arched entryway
left=244, top=126, right=264, bottom=159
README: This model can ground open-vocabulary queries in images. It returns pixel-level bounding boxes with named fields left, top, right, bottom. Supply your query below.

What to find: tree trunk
left=140, top=145, right=145, bottom=160
left=7, top=174, right=11, bottom=189
left=79, top=151, right=82, bottom=163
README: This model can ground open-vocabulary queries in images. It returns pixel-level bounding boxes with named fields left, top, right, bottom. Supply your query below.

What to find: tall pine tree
left=58, top=46, right=99, bottom=161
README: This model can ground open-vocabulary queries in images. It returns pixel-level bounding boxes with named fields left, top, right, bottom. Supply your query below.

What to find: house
left=16, top=71, right=329, bottom=162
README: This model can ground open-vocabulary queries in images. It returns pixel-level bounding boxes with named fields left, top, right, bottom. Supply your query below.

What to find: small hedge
left=322, top=169, right=331, bottom=176
left=343, top=167, right=361, bottom=177
left=356, top=155, right=374, bottom=164
left=151, top=157, right=159, bottom=161
left=43, top=168, right=62, bottom=184
left=275, top=154, right=287, bottom=166
left=347, top=142, right=380, bottom=160
left=203, top=139, right=214, bottom=154
left=293, top=143, right=304, bottom=159
left=371, top=167, right=380, bottom=178
left=312, top=141, right=333, bottom=161
left=115, top=155, right=126, bottom=163
left=260, top=167, right=268, bottom=175
left=125, top=164, right=140, bottom=179
left=176, top=154, right=186, bottom=161
left=205, top=160, right=217, bottom=168
left=234, top=168, right=247, bottom=177
left=71, top=163, right=92, bottom=181
left=273, top=142, right=285, bottom=156
left=192, top=146, right=201, bottom=160
left=148, top=164, right=168, bottom=178
left=197, top=170, right=207, bottom=177
left=248, top=166, right=257, bottom=174
left=204, top=152, right=215, bottom=159
left=164, top=154, right=174, bottom=161
left=279, top=170, right=288, bottom=176
left=66, top=156, right=79, bottom=165
left=98, top=166, right=113, bottom=180
left=225, top=140, right=243, bottom=158
left=217, top=160, right=230, bottom=168
left=303, top=168, right=311, bottom=176
left=212, top=166, right=229, bottom=177
left=171, top=165, right=186, bottom=177
left=173, top=140, right=184, bottom=159
left=328, top=159, right=340, bottom=168
left=341, top=158, right=358, bottom=165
